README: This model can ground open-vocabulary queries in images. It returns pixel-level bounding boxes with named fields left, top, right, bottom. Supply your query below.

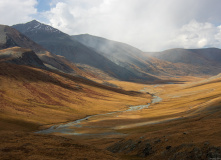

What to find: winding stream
left=36, top=93, right=162, bottom=135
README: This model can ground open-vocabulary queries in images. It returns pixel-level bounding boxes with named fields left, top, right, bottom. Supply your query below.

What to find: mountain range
left=1, top=20, right=221, bottom=160
left=12, top=20, right=157, bottom=82
left=146, top=48, right=221, bottom=76
left=147, top=48, right=221, bottom=66
left=0, top=24, right=76, bottom=73
left=72, top=34, right=221, bottom=77
left=0, top=19, right=219, bottom=82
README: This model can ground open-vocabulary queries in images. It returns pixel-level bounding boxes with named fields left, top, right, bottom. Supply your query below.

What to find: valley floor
left=1, top=67, right=221, bottom=159
left=65, top=79, right=221, bottom=159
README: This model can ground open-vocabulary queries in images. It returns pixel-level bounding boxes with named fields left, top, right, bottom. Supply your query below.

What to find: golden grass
left=68, top=75, right=221, bottom=146
left=1, top=62, right=221, bottom=159
left=0, top=63, right=150, bottom=131
left=0, top=131, right=118, bottom=160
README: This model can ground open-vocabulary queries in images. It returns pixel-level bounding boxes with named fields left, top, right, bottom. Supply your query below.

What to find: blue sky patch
left=36, top=0, right=52, bottom=12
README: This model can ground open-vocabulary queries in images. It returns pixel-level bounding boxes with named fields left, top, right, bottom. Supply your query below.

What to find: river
left=36, top=92, right=162, bottom=135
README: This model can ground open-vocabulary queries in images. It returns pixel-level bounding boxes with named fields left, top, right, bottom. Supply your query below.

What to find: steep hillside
left=0, top=62, right=149, bottom=132
left=72, top=34, right=162, bottom=79
left=64, top=75, right=221, bottom=159
left=145, top=48, right=221, bottom=76
left=0, top=62, right=141, bottom=160
left=12, top=21, right=221, bottom=79
left=147, top=48, right=221, bottom=65
left=72, top=34, right=221, bottom=78
left=189, top=48, right=221, bottom=63
left=108, top=75, right=221, bottom=159
left=0, top=24, right=128, bottom=81
left=142, top=55, right=221, bottom=76
left=12, top=20, right=158, bottom=82
left=0, top=24, right=75, bottom=73
left=71, top=34, right=144, bottom=63
left=0, top=25, right=46, bottom=53
left=0, top=47, right=46, bottom=69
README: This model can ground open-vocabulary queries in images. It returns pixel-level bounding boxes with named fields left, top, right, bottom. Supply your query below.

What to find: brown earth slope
left=103, top=77, right=221, bottom=159
left=1, top=61, right=221, bottom=159
left=0, top=62, right=149, bottom=131
left=0, top=61, right=151, bottom=159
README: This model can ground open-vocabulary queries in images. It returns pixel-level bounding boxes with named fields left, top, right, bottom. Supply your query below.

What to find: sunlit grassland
left=0, top=63, right=150, bottom=131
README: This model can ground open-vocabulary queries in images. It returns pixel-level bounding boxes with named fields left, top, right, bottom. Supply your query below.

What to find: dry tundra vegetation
left=1, top=19, right=221, bottom=160
left=1, top=60, right=221, bottom=160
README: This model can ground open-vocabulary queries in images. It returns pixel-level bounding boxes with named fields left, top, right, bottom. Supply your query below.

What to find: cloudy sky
left=1, top=0, right=221, bottom=51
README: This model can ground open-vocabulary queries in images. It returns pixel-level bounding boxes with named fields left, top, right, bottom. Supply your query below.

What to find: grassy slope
left=0, top=62, right=151, bottom=159
left=0, top=63, right=150, bottom=132
left=1, top=62, right=221, bottom=159
left=98, top=77, right=221, bottom=159
left=63, top=77, right=221, bottom=159
left=0, top=131, right=120, bottom=160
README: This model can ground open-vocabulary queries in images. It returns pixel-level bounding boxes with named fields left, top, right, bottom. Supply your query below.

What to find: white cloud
left=1, top=0, right=221, bottom=51
left=0, top=0, right=37, bottom=25
left=167, top=20, right=221, bottom=49
left=43, top=0, right=221, bottom=51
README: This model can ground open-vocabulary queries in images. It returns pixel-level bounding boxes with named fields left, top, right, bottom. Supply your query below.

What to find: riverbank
left=36, top=91, right=162, bottom=135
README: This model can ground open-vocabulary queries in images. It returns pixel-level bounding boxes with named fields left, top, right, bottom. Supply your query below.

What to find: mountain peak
left=12, top=20, right=61, bottom=34
left=28, top=19, right=41, bottom=24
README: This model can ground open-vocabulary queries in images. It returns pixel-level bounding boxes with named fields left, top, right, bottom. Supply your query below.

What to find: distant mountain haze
left=12, top=20, right=158, bottom=82
left=188, top=48, right=221, bottom=64
left=71, top=34, right=156, bottom=74
left=145, top=48, right=221, bottom=76
left=72, top=34, right=221, bottom=77
left=71, top=34, right=144, bottom=62
left=72, top=35, right=165, bottom=76
left=147, top=48, right=221, bottom=65
left=8, top=20, right=221, bottom=80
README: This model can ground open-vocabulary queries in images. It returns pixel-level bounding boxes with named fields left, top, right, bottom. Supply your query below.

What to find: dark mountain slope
left=11, top=21, right=221, bottom=78
left=71, top=34, right=164, bottom=78
left=188, top=48, right=221, bottom=63
left=0, top=25, right=46, bottom=53
left=71, top=34, right=151, bottom=69
left=0, top=47, right=46, bottom=68
left=0, top=24, right=75, bottom=73
left=13, top=20, right=158, bottom=81
left=71, top=34, right=144, bottom=63
left=148, top=48, right=221, bottom=65
left=145, top=48, right=221, bottom=76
